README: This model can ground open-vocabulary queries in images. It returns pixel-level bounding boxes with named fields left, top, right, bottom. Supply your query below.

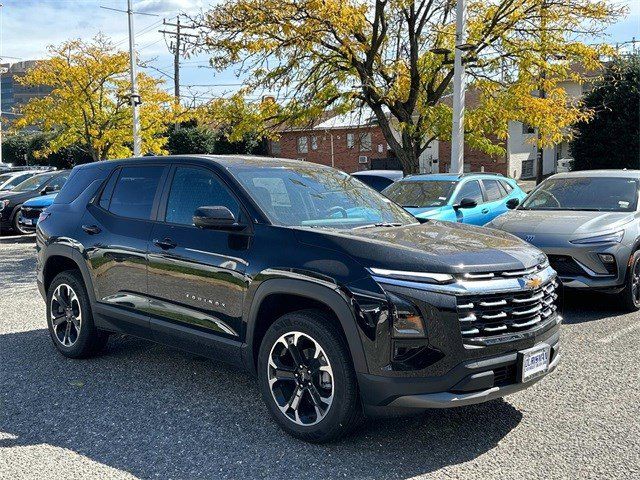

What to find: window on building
left=359, top=132, right=372, bottom=151
left=297, top=136, right=308, bottom=153
left=522, top=123, right=535, bottom=134
left=311, top=136, right=318, bottom=150
left=347, top=133, right=355, bottom=149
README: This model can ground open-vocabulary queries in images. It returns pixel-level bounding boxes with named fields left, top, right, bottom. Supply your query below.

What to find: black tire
left=46, top=270, right=109, bottom=358
left=257, top=309, right=362, bottom=443
left=620, top=250, right=640, bottom=312
left=11, top=206, right=29, bottom=235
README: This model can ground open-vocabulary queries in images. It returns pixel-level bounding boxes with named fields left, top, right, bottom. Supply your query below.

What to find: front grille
left=548, top=255, right=585, bottom=277
left=21, top=207, right=42, bottom=220
left=456, top=278, right=558, bottom=344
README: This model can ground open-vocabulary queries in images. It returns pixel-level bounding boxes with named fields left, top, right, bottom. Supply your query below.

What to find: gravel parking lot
left=0, top=235, right=639, bottom=480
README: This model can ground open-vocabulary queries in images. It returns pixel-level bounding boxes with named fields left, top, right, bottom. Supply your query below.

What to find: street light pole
left=127, top=0, right=141, bottom=156
left=450, top=0, right=467, bottom=174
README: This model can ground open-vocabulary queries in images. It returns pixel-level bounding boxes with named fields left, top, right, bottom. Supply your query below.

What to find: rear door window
left=482, top=179, right=506, bottom=201
left=108, top=166, right=164, bottom=220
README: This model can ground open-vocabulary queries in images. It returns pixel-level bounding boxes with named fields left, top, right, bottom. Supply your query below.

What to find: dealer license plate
left=520, top=345, right=550, bottom=383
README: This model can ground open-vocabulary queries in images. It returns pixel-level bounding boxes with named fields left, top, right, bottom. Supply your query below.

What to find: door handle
left=81, top=224, right=101, bottom=235
left=153, top=238, right=177, bottom=250
left=481, top=208, right=489, bottom=214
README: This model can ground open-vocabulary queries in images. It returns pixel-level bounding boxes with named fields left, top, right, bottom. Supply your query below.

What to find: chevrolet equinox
left=36, top=155, right=561, bottom=443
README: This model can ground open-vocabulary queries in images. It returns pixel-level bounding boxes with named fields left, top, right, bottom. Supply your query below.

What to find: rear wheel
left=620, top=251, right=640, bottom=312
left=46, top=270, right=109, bottom=358
left=257, top=310, right=362, bottom=443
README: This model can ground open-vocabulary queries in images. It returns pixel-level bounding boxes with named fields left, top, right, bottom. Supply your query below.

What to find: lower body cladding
left=356, top=265, right=561, bottom=416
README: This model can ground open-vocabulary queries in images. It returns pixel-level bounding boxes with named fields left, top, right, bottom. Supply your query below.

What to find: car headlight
left=388, top=293, right=426, bottom=338
left=0, top=199, right=9, bottom=212
left=369, top=267, right=454, bottom=284
left=570, top=230, right=624, bottom=245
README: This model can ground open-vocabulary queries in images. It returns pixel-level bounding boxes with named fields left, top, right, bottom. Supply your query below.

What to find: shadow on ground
left=0, top=329, right=522, bottom=479
left=560, top=289, right=629, bottom=324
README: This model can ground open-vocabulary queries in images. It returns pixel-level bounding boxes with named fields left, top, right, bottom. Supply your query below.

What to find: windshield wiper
left=353, top=222, right=403, bottom=230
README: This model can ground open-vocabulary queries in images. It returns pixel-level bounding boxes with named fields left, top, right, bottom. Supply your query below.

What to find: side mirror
left=193, top=206, right=245, bottom=230
left=453, top=198, right=477, bottom=210
left=506, top=198, right=520, bottom=210
left=40, top=185, right=55, bottom=195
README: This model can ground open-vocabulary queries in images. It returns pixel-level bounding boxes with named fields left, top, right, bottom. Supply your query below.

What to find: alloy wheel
left=14, top=211, right=29, bottom=235
left=267, top=331, right=334, bottom=426
left=632, top=257, right=640, bottom=307
left=50, top=283, right=82, bottom=347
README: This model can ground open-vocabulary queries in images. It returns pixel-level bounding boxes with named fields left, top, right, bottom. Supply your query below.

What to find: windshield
left=231, top=164, right=416, bottom=229
left=13, top=172, right=55, bottom=192
left=383, top=180, right=456, bottom=208
left=522, top=177, right=639, bottom=212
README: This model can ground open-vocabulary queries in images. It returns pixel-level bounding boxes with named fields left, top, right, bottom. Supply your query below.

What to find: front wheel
left=620, top=251, right=640, bottom=312
left=257, top=310, right=362, bottom=443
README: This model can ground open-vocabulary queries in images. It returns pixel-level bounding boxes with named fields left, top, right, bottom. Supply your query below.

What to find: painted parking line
left=599, top=320, right=640, bottom=344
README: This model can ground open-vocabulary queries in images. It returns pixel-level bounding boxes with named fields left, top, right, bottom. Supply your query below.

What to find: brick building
left=272, top=110, right=402, bottom=174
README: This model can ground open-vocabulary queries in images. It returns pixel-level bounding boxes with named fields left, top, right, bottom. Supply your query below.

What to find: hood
left=488, top=209, right=637, bottom=237
left=0, top=190, right=23, bottom=200
left=405, top=206, right=442, bottom=216
left=294, top=221, right=546, bottom=275
left=23, top=193, right=57, bottom=208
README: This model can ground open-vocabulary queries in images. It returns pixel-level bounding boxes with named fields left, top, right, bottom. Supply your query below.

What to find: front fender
left=242, top=275, right=369, bottom=376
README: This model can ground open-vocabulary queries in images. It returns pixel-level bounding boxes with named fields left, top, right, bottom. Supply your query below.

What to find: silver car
left=487, top=170, right=640, bottom=311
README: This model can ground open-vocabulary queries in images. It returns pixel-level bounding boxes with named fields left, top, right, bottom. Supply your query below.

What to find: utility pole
left=449, top=0, right=467, bottom=174
left=160, top=16, right=198, bottom=127
left=127, top=0, right=141, bottom=156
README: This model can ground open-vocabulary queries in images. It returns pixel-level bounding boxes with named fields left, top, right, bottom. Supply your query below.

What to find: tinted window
left=55, top=169, right=101, bottom=204
left=483, top=179, right=505, bottom=201
left=383, top=180, right=456, bottom=207
left=522, top=177, right=639, bottom=212
left=455, top=180, right=483, bottom=204
left=98, top=170, right=120, bottom=210
left=109, top=166, right=164, bottom=219
left=165, top=167, right=240, bottom=226
left=356, top=175, right=394, bottom=192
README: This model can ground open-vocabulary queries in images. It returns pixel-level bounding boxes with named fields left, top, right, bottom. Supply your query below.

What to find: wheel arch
left=243, top=278, right=368, bottom=376
left=42, top=244, right=97, bottom=304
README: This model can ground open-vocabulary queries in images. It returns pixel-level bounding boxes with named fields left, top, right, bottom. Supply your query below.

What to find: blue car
left=18, top=192, right=57, bottom=232
left=382, top=173, right=527, bottom=225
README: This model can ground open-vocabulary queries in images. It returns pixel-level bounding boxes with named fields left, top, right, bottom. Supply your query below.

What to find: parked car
left=0, top=170, right=39, bottom=191
left=486, top=170, right=640, bottom=310
left=36, top=156, right=560, bottom=443
left=382, top=173, right=527, bottom=225
left=18, top=192, right=57, bottom=233
left=0, top=170, right=69, bottom=234
left=351, top=169, right=403, bottom=191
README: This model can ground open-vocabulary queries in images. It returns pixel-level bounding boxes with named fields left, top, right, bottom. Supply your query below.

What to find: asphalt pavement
left=0, top=234, right=638, bottom=479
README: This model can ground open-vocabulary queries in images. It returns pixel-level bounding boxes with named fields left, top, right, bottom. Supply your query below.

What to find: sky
left=1, top=0, right=639, bottom=104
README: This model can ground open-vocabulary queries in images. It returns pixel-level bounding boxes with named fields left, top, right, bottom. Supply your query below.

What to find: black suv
left=36, top=156, right=561, bottom=442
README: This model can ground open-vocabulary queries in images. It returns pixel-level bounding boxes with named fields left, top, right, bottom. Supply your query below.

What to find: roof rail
left=457, top=172, right=505, bottom=178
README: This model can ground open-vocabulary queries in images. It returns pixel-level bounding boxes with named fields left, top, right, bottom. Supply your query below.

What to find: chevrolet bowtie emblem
left=524, top=276, right=543, bottom=290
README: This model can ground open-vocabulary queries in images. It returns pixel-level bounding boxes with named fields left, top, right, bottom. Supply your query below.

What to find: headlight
left=369, top=267, right=454, bottom=284
left=0, top=199, right=9, bottom=212
left=570, top=230, right=624, bottom=245
left=388, top=293, right=426, bottom=338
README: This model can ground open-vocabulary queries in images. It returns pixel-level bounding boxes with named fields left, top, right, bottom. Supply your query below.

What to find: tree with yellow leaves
left=15, top=35, right=177, bottom=161
left=189, top=0, right=624, bottom=174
